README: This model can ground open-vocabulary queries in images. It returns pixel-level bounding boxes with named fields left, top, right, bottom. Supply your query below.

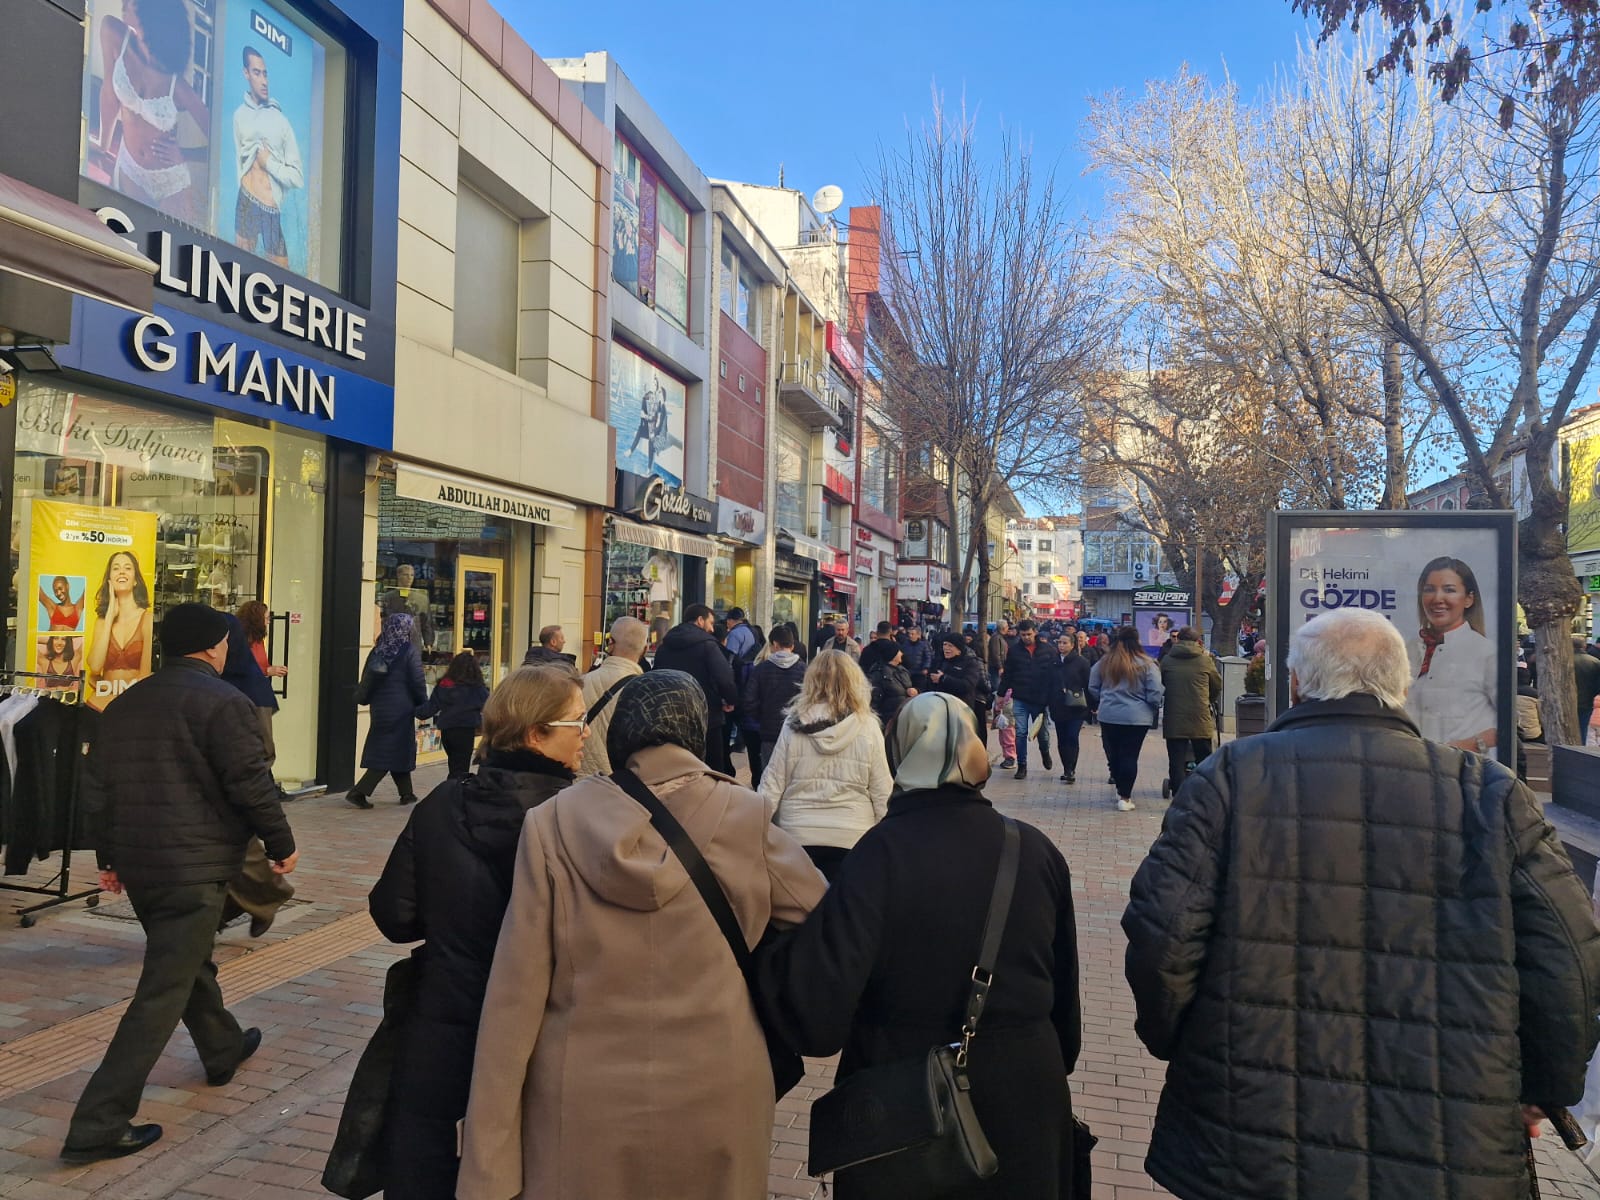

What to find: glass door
left=456, top=556, right=505, bottom=688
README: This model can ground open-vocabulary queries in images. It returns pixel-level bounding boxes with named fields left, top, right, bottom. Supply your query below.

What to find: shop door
left=457, top=556, right=505, bottom=687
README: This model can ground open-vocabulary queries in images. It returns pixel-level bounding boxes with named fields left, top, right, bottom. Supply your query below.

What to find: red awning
left=0, top=172, right=156, bottom=339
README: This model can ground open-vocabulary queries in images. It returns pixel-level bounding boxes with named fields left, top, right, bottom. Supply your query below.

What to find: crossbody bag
left=610, top=767, right=805, bottom=1099
left=805, top=817, right=1021, bottom=1196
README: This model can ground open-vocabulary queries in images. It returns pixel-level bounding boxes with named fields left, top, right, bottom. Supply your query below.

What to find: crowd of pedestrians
left=52, top=597, right=1600, bottom=1200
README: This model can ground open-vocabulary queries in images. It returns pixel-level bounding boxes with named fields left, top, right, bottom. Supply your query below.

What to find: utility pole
left=1193, top=533, right=1205, bottom=644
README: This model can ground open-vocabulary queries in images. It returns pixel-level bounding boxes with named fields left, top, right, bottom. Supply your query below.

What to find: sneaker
left=345, top=792, right=373, bottom=810
left=1107, top=774, right=1116, bottom=785
left=999, top=758, right=1016, bottom=770
left=1015, top=766, right=1028, bottom=780
left=1062, top=771, right=1075, bottom=784
left=1117, top=797, right=1136, bottom=812
left=1040, top=747, right=1053, bottom=771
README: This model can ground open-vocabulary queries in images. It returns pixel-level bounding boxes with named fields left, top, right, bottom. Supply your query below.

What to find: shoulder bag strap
left=611, top=767, right=756, bottom=984
left=957, top=816, right=1021, bottom=1066
left=585, top=676, right=632, bottom=728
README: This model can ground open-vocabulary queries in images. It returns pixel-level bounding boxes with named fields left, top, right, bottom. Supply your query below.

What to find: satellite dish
left=812, top=185, right=844, bottom=214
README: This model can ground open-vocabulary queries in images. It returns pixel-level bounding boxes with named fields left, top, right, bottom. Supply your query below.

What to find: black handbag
left=806, top=818, right=1022, bottom=1197
left=611, top=767, right=805, bottom=1099
left=322, top=954, right=416, bottom=1199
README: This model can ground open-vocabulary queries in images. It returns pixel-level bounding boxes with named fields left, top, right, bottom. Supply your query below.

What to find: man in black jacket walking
left=64, top=604, right=297, bottom=1164
left=741, top=625, right=805, bottom=787
left=652, top=604, right=738, bottom=771
left=1002, top=620, right=1058, bottom=780
left=1122, top=608, right=1600, bottom=1200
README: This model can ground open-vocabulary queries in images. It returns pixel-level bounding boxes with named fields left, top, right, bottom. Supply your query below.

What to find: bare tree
left=870, top=92, right=1113, bottom=634
left=1085, top=69, right=1433, bottom=513
left=1286, top=28, right=1600, bottom=744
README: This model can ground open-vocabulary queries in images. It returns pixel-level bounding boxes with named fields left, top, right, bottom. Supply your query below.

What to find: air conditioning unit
left=1132, top=561, right=1147, bottom=581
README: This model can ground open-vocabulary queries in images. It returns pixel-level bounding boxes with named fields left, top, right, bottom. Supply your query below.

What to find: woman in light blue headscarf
left=347, top=612, right=428, bottom=808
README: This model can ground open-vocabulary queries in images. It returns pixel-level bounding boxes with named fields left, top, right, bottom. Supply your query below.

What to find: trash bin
left=1235, top=694, right=1267, bottom=738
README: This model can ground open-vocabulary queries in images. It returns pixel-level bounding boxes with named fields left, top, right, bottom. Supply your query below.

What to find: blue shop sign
left=55, top=295, right=394, bottom=450
left=1082, top=575, right=1108, bottom=589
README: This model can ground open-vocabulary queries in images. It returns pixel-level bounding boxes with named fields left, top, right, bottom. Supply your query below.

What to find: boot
left=1040, top=744, right=1053, bottom=771
left=345, top=790, right=373, bottom=810
left=1015, top=765, right=1028, bottom=780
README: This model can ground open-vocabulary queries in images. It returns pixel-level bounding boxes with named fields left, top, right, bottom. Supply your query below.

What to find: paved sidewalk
left=0, top=729, right=1595, bottom=1199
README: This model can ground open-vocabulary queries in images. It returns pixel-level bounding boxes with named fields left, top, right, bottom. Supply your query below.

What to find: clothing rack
left=0, top=670, right=97, bottom=927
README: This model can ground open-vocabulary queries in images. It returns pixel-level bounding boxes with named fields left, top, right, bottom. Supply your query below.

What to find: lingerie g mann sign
left=100, top=209, right=366, bottom=420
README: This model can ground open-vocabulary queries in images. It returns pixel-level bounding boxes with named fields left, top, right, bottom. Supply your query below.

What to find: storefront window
left=613, top=135, right=691, bottom=333
left=10, top=381, right=325, bottom=782
left=604, top=538, right=684, bottom=649
left=776, top=427, right=808, bottom=535
left=711, top=547, right=755, bottom=622
left=80, top=0, right=350, bottom=289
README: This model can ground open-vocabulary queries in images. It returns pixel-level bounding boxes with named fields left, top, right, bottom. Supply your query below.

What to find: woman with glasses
left=457, top=670, right=827, bottom=1200
left=363, top=664, right=585, bottom=1200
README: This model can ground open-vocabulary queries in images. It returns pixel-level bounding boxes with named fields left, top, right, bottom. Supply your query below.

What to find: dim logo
left=251, top=10, right=294, bottom=55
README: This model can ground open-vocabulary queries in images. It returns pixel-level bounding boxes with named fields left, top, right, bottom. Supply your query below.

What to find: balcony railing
left=778, top=358, right=846, bottom=429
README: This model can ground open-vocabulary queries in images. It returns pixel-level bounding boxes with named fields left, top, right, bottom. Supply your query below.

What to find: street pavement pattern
left=0, top=728, right=1595, bottom=1200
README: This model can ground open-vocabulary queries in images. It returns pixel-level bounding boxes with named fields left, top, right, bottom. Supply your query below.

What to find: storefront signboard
left=1569, top=429, right=1600, bottom=558
left=394, top=462, right=574, bottom=528
left=854, top=547, right=875, bottom=575
left=715, top=497, right=766, bottom=544
left=20, top=499, right=159, bottom=709
left=616, top=470, right=713, bottom=534
left=1268, top=509, right=1517, bottom=768
left=1082, top=574, right=1108, bottom=589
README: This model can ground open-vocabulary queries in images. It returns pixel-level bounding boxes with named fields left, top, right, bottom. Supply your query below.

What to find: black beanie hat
left=160, top=603, right=230, bottom=658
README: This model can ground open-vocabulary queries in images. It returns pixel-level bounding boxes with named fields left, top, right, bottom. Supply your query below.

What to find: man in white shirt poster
left=233, top=47, right=303, bottom=268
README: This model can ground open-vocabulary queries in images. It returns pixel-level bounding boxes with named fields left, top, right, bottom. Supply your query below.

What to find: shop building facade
left=3, top=0, right=403, bottom=790
left=708, top=185, right=784, bottom=629
left=549, top=52, right=715, bottom=649
left=384, top=0, right=611, bottom=762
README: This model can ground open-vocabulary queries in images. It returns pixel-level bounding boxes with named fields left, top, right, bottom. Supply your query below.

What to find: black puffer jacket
left=742, top=655, right=805, bottom=745
left=652, top=621, right=738, bottom=729
left=368, top=750, right=574, bottom=1200
left=1122, top=694, right=1600, bottom=1200
left=1002, top=639, right=1059, bottom=706
left=83, top=658, right=292, bottom=888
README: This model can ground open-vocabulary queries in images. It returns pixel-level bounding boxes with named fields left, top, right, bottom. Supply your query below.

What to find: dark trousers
left=745, top=733, right=766, bottom=788
left=1050, top=708, right=1087, bottom=773
left=352, top=768, right=415, bottom=801
left=804, top=845, right=850, bottom=883
left=440, top=728, right=476, bottom=779
left=1101, top=722, right=1151, bottom=800
left=67, top=881, right=245, bottom=1148
left=703, top=725, right=733, bottom=774
left=1166, top=737, right=1212, bottom=793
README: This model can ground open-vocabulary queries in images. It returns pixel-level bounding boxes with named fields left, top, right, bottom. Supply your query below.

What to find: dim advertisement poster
left=20, top=501, right=159, bottom=710
left=1267, top=511, right=1517, bottom=767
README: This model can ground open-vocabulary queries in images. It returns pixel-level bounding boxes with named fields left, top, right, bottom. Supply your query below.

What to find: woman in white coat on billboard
left=1408, top=556, right=1498, bottom=753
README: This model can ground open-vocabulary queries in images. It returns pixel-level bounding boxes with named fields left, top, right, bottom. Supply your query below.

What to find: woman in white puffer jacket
left=759, top=649, right=892, bottom=881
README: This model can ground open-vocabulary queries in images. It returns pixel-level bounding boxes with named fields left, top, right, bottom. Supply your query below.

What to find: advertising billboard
left=82, top=0, right=345, bottom=287
left=609, top=342, right=687, bottom=488
left=21, top=500, right=159, bottom=709
left=1569, top=430, right=1600, bottom=558
left=1268, top=511, right=1517, bottom=767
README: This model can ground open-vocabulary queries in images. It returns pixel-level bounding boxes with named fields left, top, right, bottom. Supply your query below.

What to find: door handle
left=270, top=611, right=291, bottom=700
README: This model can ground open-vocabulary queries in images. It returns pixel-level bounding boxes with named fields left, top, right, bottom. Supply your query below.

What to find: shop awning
left=393, top=461, right=576, bottom=527
left=824, top=576, right=858, bottom=595
left=611, top=517, right=716, bottom=560
left=0, top=172, right=156, bottom=330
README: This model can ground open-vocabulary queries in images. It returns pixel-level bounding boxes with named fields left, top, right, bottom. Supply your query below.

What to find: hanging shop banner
left=1268, top=510, right=1517, bottom=768
left=393, top=461, right=575, bottom=528
left=21, top=499, right=159, bottom=709
left=1569, top=428, right=1600, bottom=559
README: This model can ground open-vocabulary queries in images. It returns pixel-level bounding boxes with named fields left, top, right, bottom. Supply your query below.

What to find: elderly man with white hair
left=576, top=616, right=647, bottom=777
left=1121, top=608, right=1600, bottom=1200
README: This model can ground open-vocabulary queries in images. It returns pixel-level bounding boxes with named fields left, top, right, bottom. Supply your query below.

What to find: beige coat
left=456, top=743, right=828, bottom=1200
left=575, top=653, right=643, bottom=776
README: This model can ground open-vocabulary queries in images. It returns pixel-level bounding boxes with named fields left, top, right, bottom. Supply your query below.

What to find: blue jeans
left=1012, top=699, right=1052, bottom=768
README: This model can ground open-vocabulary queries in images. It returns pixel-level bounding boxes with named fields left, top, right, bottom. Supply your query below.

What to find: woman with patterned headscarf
left=346, top=612, right=427, bottom=808
left=456, top=670, right=827, bottom=1200
left=757, top=692, right=1084, bottom=1198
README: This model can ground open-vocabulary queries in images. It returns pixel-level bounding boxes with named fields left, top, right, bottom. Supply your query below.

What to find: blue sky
left=504, top=0, right=1321, bottom=213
